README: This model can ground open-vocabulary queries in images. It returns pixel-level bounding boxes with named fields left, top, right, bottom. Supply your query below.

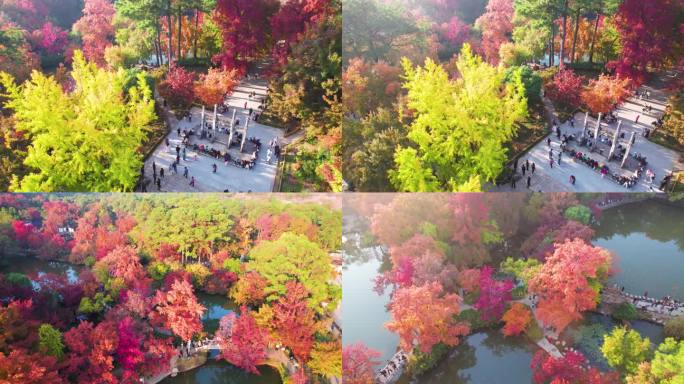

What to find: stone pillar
left=594, top=112, right=602, bottom=140
left=240, top=118, right=249, bottom=152
left=212, top=104, right=217, bottom=132
left=228, top=109, right=236, bottom=147
left=581, top=111, right=588, bottom=138
left=621, top=132, right=635, bottom=168
left=200, top=105, right=205, bottom=132
left=608, top=120, right=622, bottom=160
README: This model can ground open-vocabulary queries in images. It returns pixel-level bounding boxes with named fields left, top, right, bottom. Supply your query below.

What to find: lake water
left=594, top=199, right=684, bottom=300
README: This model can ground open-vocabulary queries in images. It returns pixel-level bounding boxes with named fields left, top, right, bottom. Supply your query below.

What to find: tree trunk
left=550, top=24, right=555, bottom=67
left=559, top=0, right=569, bottom=68
left=155, top=22, right=162, bottom=66
left=177, top=5, right=182, bottom=62
left=571, top=8, right=581, bottom=64
left=589, top=11, right=601, bottom=64
left=166, top=0, right=173, bottom=67
left=193, top=8, right=199, bottom=59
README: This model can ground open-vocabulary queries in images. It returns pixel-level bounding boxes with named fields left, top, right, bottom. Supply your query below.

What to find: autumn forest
left=0, top=193, right=342, bottom=383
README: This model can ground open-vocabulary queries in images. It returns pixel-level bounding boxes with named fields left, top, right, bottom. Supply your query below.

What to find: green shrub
left=223, top=258, right=241, bottom=274
left=525, top=318, right=543, bottom=341
left=505, top=66, right=542, bottom=103
left=5, top=272, right=31, bottom=287
left=457, top=308, right=499, bottom=331
left=664, top=316, right=684, bottom=340
left=409, top=343, right=449, bottom=375
left=613, top=302, right=638, bottom=321
left=148, top=261, right=171, bottom=281
left=564, top=205, right=592, bottom=224
left=511, top=286, right=527, bottom=300
left=38, top=324, right=64, bottom=358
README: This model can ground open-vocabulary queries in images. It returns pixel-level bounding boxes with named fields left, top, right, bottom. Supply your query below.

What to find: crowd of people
left=178, top=338, right=217, bottom=359
left=376, top=351, right=408, bottom=384
left=615, top=285, right=684, bottom=318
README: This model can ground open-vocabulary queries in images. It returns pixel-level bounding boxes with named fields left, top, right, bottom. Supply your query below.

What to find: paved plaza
left=495, top=72, right=683, bottom=192
left=142, top=74, right=287, bottom=192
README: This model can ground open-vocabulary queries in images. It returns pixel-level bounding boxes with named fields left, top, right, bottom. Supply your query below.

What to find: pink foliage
left=73, top=0, right=115, bottom=67
left=342, top=342, right=382, bottom=384
left=115, top=316, right=144, bottom=376
left=475, top=0, right=514, bottom=64
left=218, top=306, right=270, bottom=375
left=474, top=265, right=514, bottom=321
left=438, top=16, right=471, bottom=48
left=544, top=69, right=584, bottom=109
left=608, top=0, right=681, bottom=85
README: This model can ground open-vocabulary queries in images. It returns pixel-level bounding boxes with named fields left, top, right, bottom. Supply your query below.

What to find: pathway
left=144, top=338, right=219, bottom=384
left=375, top=350, right=408, bottom=384
left=601, top=286, right=684, bottom=325
left=495, top=72, right=682, bottom=192
left=518, top=296, right=563, bottom=358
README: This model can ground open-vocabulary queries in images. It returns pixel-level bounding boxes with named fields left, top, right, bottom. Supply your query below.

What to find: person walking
left=635, top=115, right=640, bottom=124
left=525, top=159, right=530, bottom=171
left=547, top=137, right=551, bottom=147
left=183, top=166, right=189, bottom=178
left=522, top=165, right=526, bottom=176
left=558, top=152, right=562, bottom=165
left=549, top=158, right=554, bottom=169
left=570, top=175, right=576, bottom=185
left=527, top=176, right=531, bottom=189
left=153, top=161, right=157, bottom=176
left=190, top=176, right=195, bottom=188
left=177, top=128, right=181, bottom=137
left=156, top=177, right=161, bottom=191
left=165, top=138, right=170, bottom=147
left=549, top=148, right=553, bottom=160
left=212, top=164, right=217, bottom=173
left=172, top=162, right=178, bottom=174
left=160, top=168, right=165, bottom=178
left=176, top=145, right=180, bottom=156
left=531, top=162, right=536, bottom=174
left=511, top=176, right=516, bottom=189
left=182, top=147, right=187, bottom=161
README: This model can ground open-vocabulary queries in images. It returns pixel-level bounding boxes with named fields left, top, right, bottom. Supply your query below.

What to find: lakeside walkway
left=600, top=286, right=684, bottom=325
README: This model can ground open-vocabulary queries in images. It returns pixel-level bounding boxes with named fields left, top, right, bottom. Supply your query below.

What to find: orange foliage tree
left=385, top=282, right=470, bottom=353
left=194, top=68, right=241, bottom=107
left=153, top=279, right=205, bottom=342
left=342, top=342, right=381, bottom=384
left=581, top=75, right=632, bottom=114
left=528, top=239, right=612, bottom=332
left=502, top=302, right=533, bottom=336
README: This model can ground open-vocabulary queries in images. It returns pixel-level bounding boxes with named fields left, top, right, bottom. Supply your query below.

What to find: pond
left=593, top=199, right=684, bottom=300
left=1, top=256, right=82, bottom=285
left=342, top=257, right=399, bottom=363
left=161, top=351, right=282, bottom=384
left=197, top=292, right=237, bottom=335
left=396, top=331, right=537, bottom=384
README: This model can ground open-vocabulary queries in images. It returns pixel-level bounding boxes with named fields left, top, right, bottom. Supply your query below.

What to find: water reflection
left=594, top=199, right=684, bottom=300
left=161, top=360, right=281, bottom=384
left=198, top=292, right=237, bottom=335
left=399, top=331, right=535, bottom=384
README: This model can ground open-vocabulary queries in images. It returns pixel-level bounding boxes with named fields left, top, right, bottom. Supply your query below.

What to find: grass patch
left=507, top=100, right=548, bottom=160
left=279, top=146, right=331, bottom=192
left=649, top=130, right=684, bottom=155
left=140, top=118, right=168, bottom=159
